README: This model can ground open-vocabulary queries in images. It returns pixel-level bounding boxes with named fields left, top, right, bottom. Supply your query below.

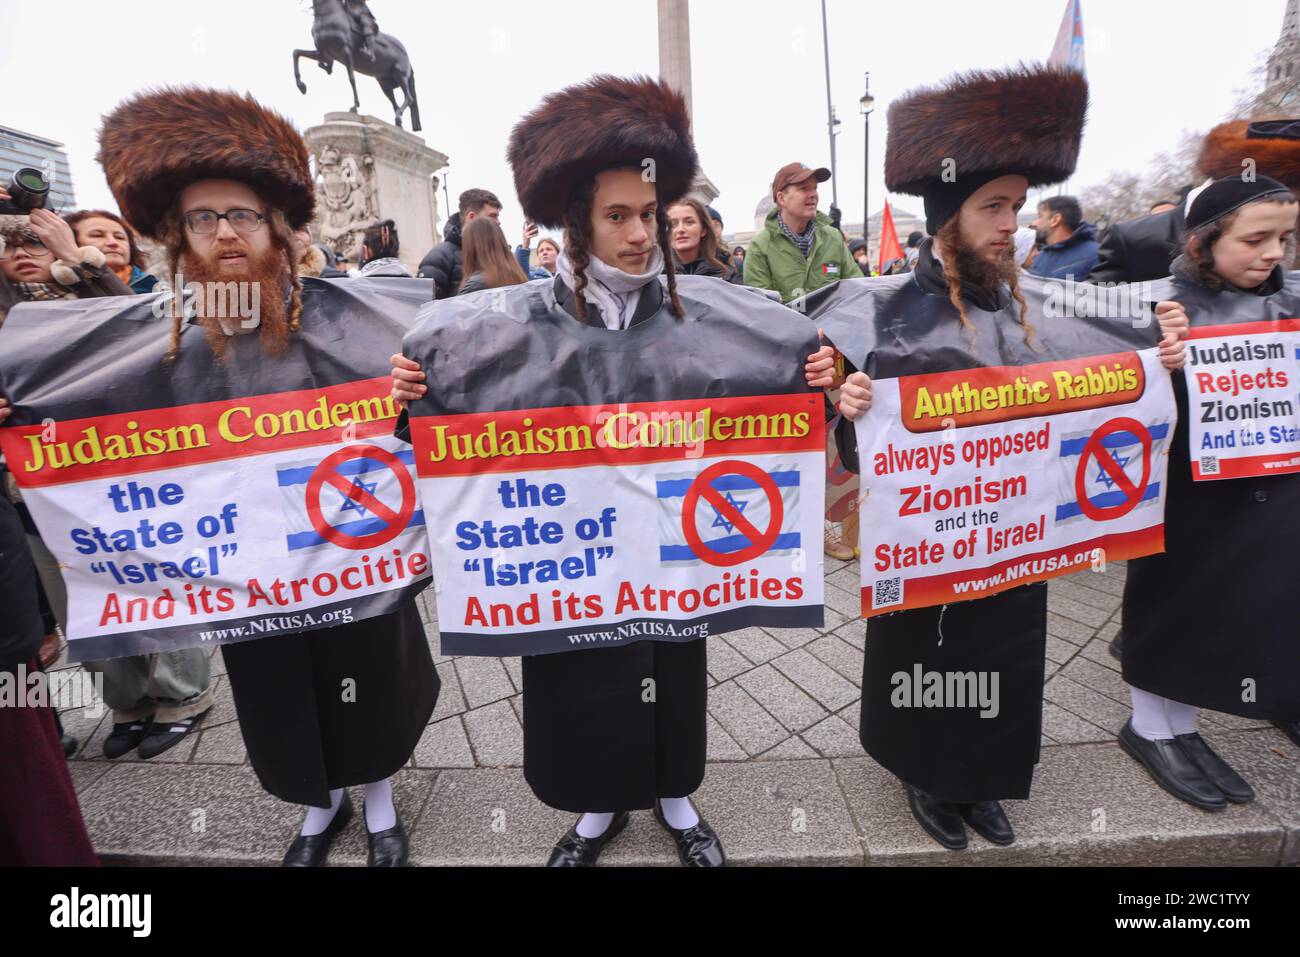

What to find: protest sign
left=1184, top=319, right=1300, bottom=480
left=855, top=348, right=1176, bottom=616
left=0, top=280, right=432, bottom=661
left=403, top=277, right=826, bottom=655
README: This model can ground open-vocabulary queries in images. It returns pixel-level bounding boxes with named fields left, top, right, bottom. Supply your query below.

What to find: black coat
left=195, top=310, right=440, bottom=809
left=811, top=242, right=1158, bottom=801
left=519, top=277, right=708, bottom=812
left=1123, top=267, right=1300, bottom=720
left=222, top=602, right=438, bottom=806
left=417, top=212, right=463, bottom=299
left=1088, top=206, right=1185, bottom=285
left=858, top=585, right=1048, bottom=802
left=457, top=271, right=486, bottom=296
left=674, top=254, right=743, bottom=284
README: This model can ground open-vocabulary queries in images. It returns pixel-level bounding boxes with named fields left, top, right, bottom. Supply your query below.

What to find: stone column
left=658, top=0, right=694, bottom=121
left=657, top=0, right=717, bottom=204
left=303, top=112, right=449, bottom=273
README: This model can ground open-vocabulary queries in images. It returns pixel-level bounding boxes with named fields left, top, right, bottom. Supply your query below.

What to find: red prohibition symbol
left=305, top=444, right=416, bottom=550
left=681, top=460, right=783, bottom=567
left=1075, top=417, right=1152, bottom=522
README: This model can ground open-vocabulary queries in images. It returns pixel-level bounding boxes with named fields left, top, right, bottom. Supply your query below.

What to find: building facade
left=0, top=126, right=76, bottom=212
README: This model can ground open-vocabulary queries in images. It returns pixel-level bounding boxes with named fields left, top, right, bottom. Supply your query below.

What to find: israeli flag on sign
left=656, top=460, right=802, bottom=566
left=276, top=445, right=426, bottom=552
left=1054, top=419, right=1171, bottom=526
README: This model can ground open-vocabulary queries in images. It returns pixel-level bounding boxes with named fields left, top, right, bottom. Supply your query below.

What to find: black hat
left=1186, top=175, right=1294, bottom=231
left=98, top=87, right=315, bottom=238
left=848, top=237, right=868, bottom=255
left=885, top=65, right=1088, bottom=234
left=507, top=75, right=698, bottom=229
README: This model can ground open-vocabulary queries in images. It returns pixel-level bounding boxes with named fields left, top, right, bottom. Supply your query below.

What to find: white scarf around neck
left=556, top=245, right=664, bottom=330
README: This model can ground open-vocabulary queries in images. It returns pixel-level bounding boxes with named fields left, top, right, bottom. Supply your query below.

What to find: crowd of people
left=0, top=61, right=1297, bottom=869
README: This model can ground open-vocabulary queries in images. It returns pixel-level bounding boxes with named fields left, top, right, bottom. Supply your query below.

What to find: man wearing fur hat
left=94, top=87, right=439, bottom=867
left=803, top=66, right=1188, bottom=851
left=1090, top=119, right=1300, bottom=285
left=393, top=76, right=825, bottom=867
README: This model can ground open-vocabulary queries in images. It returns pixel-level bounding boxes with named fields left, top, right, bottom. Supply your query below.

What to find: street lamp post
left=821, top=0, right=839, bottom=213
left=860, top=72, right=875, bottom=244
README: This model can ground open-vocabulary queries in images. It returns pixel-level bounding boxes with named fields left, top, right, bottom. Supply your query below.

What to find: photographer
left=0, top=196, right=131, bottom=321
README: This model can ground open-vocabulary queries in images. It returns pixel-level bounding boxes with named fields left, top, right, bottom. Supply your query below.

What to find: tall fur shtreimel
left=508, top=75, right=698, bottom=229
left=97, top=87, right=315, bottom=239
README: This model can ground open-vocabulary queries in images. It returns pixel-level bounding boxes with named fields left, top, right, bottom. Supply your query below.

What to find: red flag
left=877, top=201, right=903, bottom=275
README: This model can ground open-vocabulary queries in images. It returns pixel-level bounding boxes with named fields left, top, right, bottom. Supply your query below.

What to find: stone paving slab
left=835, top=733, right=1291, bottom=867
left=60, top=564, right=1300, bottom=867
left=77, top=737, right=1297, bottom=867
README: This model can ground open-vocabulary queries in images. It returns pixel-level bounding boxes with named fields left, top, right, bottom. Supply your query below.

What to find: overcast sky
left=0, top=0, right=1286, bottom=244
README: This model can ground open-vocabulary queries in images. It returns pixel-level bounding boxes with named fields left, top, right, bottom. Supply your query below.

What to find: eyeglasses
left=0, top=237, right=51, bottom=260
left=183, top=208, right=267, bottom=235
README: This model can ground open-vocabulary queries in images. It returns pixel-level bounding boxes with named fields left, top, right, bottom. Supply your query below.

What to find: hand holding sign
left=389, top=353, right=426, bottom=408
left=1156, top=301, right=1189, bottom=372
left=839, top=372, right=874, bottom=421
left=804, top=338, right=840, bottom=390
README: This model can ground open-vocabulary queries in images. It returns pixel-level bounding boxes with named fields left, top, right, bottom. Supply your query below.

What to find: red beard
left=181, top=238, right=292, bottom=362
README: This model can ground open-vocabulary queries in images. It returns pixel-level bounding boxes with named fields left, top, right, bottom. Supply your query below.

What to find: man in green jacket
left=744, top=162, right=863, bottom=302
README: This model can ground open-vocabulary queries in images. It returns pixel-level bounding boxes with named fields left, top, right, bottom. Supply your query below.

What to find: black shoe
left=283, top=792, right=355, bottom=867
left=653, top=800, right=726, bottom=867
left=1272, top=719, right=1300, bottom=749
left=102, top=718, right=153, bottom=759
left=61, top=734, right=78, bottom=758
left=1108, top=633, right=1123, bottom=661
left=958, top=800, right=1015, bottom=845
left=906, top=786, right=967, bottom=850
left=1118, top=720, right=1226, bottom=811
left=366, top=814, right=409, bottom=867
left=545, top=811, right=629, bottom=867
left=137, top=707, right=209, bottom=759
left=1175, top=733, right=1255, bottom=804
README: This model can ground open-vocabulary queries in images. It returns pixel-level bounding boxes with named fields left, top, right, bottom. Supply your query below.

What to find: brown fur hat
left=97, top=87, right=314, bottom=239
left=507, top=75, right=698, bottom=228
left=1198, top=120, right=1300, bottom=189
left=885, top=65, right=1088, bottom=195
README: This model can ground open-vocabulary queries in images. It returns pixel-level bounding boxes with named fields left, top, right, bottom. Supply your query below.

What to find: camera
left=0, top=167, right=51, bottom=215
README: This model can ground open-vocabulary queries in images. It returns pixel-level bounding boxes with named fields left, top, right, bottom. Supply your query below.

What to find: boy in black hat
left=392, top=76, right=823, bottom=866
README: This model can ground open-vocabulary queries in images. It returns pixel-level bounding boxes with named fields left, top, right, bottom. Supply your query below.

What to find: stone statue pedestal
left=304, top=112, right=448, bottom=273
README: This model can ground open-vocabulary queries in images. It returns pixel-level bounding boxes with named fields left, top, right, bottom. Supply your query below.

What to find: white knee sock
left=1130, top=687, right=1174, bottom=740
left=1164, top=699, right=1200, bottom=737
left=363, top=778, right=397, bottom=833
left=658, top=796, right=699, bottom=829
left=300, top=788, right=344, bottom=836
left=575, top=812, right=614, bottom=838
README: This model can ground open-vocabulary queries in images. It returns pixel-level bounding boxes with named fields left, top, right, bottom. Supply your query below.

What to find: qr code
left=1200, top=456, right=1220, bottom=475
left=872, top=577, right=903, bottom=609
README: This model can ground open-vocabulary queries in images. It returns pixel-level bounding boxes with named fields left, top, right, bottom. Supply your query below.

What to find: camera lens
left=15, top=169, right=46, bottom=191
